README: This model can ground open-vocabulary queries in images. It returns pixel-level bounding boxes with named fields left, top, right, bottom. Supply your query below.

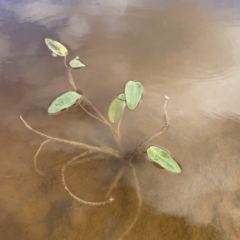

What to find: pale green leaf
left=125, top=81, right=143, bottom=110
left=147, top=146, right=181, bottom=173
left=45, top=38, right=68, bottom=57
left=108, top=93, right=126, bottom=123
left=48, top=91, right=82, bottom=114
left=69, top=56, right=86, bottom=68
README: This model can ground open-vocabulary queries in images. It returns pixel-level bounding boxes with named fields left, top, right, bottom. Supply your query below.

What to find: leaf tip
left=165, top=95, right=169, bottom=100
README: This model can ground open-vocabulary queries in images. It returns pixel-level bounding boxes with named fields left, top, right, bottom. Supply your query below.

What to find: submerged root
left=0, top=154, right=102, bottom=179
left=120, top=163, right=142, bottom=240
left=105, top=166, right=125, bottom=198
left=19, top=115, right=122, bottom=158
left=34, top=139, right=53, bottom=176
left=62, top=150, right=115, bottom=206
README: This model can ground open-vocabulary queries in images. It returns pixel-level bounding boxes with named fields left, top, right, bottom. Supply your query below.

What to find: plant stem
left=83, top=97, right=113, bottom=127
left=64, top=55, right=117, bottom=139
left=63, top=56, right=77, bottom=91
left=63, top=53, right=124, bottom=153
left=63, top=56, right=110, bottom=128
left=79, top=103, right=116, bottom=133
left=83, top=96, right=119, bottom=142
left=130, top=96, right=170, bottom=155
left=19, top=115, right=122, bottom=159
left=79, top=103, right=122, bottom=150
left=116, top=119, right=123, bottom=152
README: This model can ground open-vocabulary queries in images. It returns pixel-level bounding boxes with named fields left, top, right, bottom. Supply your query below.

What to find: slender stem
left=19, top=115, right=122, bottom=158
left=62, top=150, right=114, bottom=206
left=116, top=119, right=123, bottom=152
left=84, top=96, right=118, bottom=140
left=105, top=166, right=124, bottom=198
left=79, top=103, right=115, bottom=133
left=63, top=56, right=113, bottom=131
left=64, top=55, right=116, bottom=138
left=34, top=139, right=53, bottom=176
left=131, top=96, right=170, bottom=154
left=120, top=163, right=142, bottom=240
left=64, top=56, right=77, bottom=91
left=63, top=54, right=118, bottom=140
left=117, top=119, right=122, bottom=138
left=83, top=97, right=113, bottom=128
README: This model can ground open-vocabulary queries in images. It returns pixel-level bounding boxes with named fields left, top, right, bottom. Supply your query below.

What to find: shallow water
left=1, top=0, right=240, bottom=239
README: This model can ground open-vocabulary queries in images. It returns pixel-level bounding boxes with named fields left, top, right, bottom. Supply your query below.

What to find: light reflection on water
left=0, top=0, right=240, bottom=239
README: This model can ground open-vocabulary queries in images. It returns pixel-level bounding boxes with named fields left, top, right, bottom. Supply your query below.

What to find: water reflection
left=1, top=0, right=240, bottom=239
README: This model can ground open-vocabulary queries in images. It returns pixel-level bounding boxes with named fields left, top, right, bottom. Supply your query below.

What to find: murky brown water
left=1, top=0, right=240, bottom=239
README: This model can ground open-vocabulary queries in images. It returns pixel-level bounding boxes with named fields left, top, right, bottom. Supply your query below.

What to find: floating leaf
left=69, top=56, right=86, bottom=68
left=45, top=38, right=68, bottom=57
left=147, top=146, right=181, bottom=173
left=48, top=91, right=82, bottom=114
left=108, top=93, right=126, bottom=123
left=125, top=81, right=143, bottom=110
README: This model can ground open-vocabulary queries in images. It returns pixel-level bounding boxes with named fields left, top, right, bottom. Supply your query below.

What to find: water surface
left=1, top=0, right=240, bottom=239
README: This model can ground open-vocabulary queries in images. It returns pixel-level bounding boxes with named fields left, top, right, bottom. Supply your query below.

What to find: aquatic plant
left=20, top=39, right=181, bottom=239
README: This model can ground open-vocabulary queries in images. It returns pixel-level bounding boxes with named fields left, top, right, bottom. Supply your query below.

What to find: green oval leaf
left=69, top=56, right=86, bottom=68
left=48, top=91, right=82, bottom=114
left=147, top=146, right=181, bottom=173
left=108, top=93, right=126, bottom=123
left=125, top=81, right=143, bottom=110
left=45, top=38, right=68, bottom=57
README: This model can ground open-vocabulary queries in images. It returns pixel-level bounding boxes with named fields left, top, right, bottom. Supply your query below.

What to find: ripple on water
left=158, top=24, right=239, bottom=86
left=111, top=5, right=239, bottom=87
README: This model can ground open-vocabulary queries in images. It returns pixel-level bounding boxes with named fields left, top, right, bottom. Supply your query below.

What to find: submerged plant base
left=19, top=38, right=181, bottom=239
left=19, top=95, right=169, bottom=239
